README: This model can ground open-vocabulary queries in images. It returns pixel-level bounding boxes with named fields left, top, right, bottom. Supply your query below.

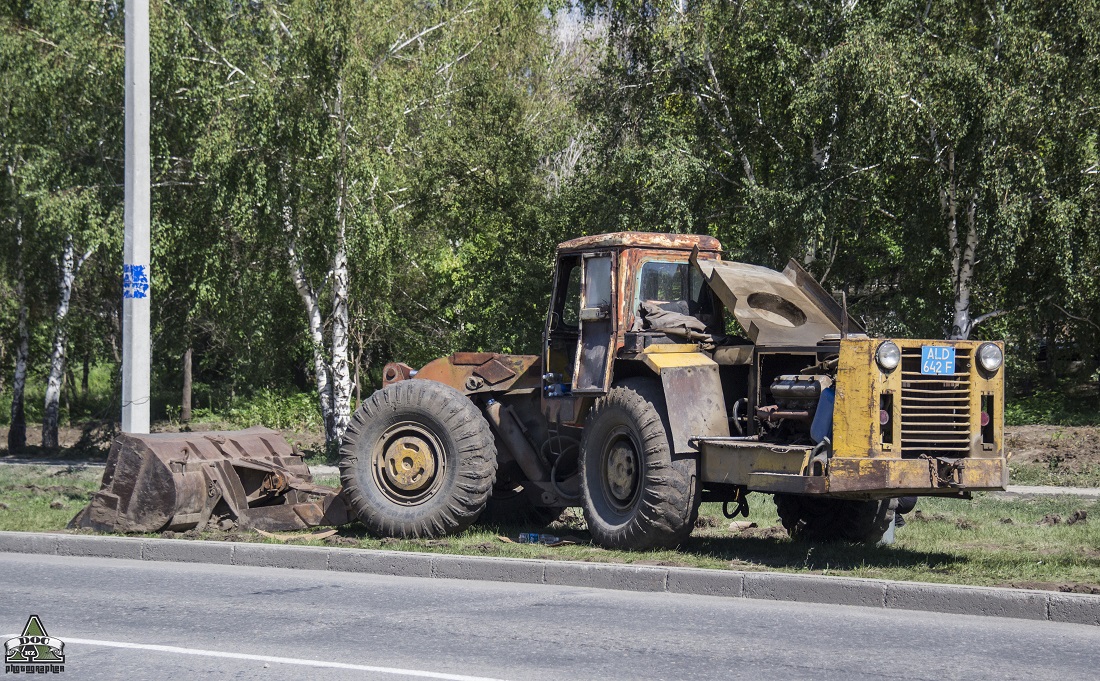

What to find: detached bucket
left=69, top=427, right=346, bottom=533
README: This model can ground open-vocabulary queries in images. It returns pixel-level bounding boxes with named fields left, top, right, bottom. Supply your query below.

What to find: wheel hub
left=381, top=435, right=436, bottom=492
left=605, top=438, right=639, bottom=504
left=372, top=423, right=445, bottom=504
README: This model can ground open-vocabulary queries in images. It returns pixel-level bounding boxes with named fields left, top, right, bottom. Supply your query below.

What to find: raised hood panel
left=694, top=257, right=860, bottom=346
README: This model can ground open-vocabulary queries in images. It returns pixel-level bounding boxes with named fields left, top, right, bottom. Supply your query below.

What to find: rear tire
left=580, top=378, right=699, bottom=550
left=339, top=380, right=496, bottom=538
left=774, top=494, right=896, bottom=543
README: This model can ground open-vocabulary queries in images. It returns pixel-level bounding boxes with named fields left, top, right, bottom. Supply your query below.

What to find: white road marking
left=64, top=637, right=510, bottom=681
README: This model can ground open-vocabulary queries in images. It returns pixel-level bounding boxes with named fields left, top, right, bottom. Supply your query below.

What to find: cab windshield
left=636, top=260, right=710, bottom=317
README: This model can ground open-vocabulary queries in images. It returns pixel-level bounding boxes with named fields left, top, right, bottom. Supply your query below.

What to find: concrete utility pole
left=122, top=0, right=151, bottom=434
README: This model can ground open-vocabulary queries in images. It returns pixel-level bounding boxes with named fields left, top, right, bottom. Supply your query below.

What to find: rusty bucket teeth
left=69, top=426, right=347, bottom=534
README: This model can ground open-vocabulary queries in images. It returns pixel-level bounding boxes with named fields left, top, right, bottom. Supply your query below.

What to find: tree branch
left=1051, top=302, right=1100, bottom=331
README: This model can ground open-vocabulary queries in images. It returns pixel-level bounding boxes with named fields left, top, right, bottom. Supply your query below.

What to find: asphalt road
left=1, top=553, right=1097, bottom=681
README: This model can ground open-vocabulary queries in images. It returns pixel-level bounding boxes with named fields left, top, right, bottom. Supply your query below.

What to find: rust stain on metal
left=755, top=405, right=813, bottom=423
left=408, top=353, right=541, bottom=395
left=382, top=362, right=415, bottom=387
left=557, top=231, right=722, bottom=253
left=473, top=358, right=517, bottom=385
left=451, top=352, right=496, bottom=366
left=660, top=363, right=730, bottom=452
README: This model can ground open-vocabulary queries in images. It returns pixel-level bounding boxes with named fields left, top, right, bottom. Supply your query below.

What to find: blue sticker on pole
left=123, top=264, right=149, bottom=299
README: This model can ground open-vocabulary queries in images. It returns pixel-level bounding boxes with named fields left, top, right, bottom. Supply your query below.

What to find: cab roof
left=557, top=231, right=722, bottom=253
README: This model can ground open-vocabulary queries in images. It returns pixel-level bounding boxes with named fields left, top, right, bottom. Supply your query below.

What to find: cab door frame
left=572, top=251, right=616, bottom=394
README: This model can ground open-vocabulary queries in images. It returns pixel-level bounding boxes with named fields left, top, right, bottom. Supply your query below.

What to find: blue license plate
left=921, top=346, right=956, bottom=375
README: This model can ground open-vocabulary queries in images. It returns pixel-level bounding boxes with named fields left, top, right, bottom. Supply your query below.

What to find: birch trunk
left=329, top=78, right=353, bottom=443
left=42, top=234, right=91, bottom=449
left=7, top=217, right=28, bottom=453
left=951, top=194, right=979, bottom=340
left=282, top=199, right=335, bottom=441
left=940, top=148, right=979, bottom=340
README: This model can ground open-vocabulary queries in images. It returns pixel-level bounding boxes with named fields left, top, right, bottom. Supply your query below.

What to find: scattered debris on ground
left=912, top=510, right=948, bottom=522
left=739, top=525, right=789, bottom=540
left=254, top=528, right=338, bottom=542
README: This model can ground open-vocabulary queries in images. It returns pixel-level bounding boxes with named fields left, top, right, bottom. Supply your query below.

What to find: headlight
left=876, top=341, right=901, bottom=372
left=978, top=343, right=1003, bottom=373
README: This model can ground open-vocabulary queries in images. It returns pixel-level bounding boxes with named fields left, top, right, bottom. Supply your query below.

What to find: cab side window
left=561, top=261, right=581, bottom=328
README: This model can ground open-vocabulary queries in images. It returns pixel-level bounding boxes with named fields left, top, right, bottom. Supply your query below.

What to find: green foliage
left=172, top=389, right=324, bottom=432
left=568, top=0, right=1099, bottom=393
left=1006, top=390, right=1100, bottom=427
left=0, top=465, right=102, bottom=532
left=0, top=363, right=116, bottom=427
left=1, top=1, right=1097, bottom=430
left=1009, top=461, right=1100, bottom=488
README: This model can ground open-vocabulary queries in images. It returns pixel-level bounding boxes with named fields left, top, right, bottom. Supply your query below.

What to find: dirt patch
left=1005, top=581, right=1100, bottom=595
left=1006, top=425, right=1100, bottom=467
left=633, top=559, right=693, bottom=568
left=739, top=525, right=789, bottom=540
left=20, top=484, right=87, bottom=498
left=911, top=510, right=948, bottom=522
left=0, top=425, right=92, bottom=451
left=0, top=423, right=113, bottom=460
left=695, top=515, right=722, bottom=528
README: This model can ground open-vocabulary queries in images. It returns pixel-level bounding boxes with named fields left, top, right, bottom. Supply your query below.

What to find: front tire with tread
left=580, top=378, right=699, bottom=550
left=339, top=380, right=496, bottom=539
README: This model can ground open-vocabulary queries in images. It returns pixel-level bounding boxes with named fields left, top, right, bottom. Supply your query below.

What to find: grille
left=899, top=347, right=973, bottom=456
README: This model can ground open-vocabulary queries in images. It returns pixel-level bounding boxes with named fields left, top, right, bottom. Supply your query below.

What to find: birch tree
left=0, top=1, right=121, bottom=448
left=578, top=0, right=1100, bottom=346
left=185, top=1, right=546, bottom=445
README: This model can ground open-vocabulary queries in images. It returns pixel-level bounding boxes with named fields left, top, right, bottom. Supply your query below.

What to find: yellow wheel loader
left=339, top=232, right=1007, bottom=549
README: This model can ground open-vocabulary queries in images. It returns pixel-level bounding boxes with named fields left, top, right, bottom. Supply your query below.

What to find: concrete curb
left=1, top=531, right=1097, bottom=627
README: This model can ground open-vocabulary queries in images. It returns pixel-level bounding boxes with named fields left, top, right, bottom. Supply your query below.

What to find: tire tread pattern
left=339, top=380, right=496, bottom=539
left=581, top=378, right=699, bottom=550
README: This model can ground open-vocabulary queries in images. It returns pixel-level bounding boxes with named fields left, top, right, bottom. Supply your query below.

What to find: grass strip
left=2, top=465, right=1096, bottom=592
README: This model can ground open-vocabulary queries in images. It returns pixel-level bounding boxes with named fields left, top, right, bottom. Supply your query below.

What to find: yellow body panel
left=832, top=338, right=1004, bottom=460
left=640, top=347, right=716, bottom=372
left=698, top=337, right=1007, bottom=498
left=641, top=343, right=703, bottom=354
left=701, top=442, right=811, bottom=484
